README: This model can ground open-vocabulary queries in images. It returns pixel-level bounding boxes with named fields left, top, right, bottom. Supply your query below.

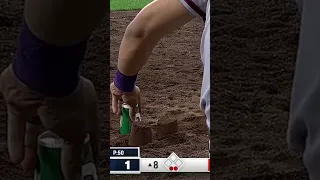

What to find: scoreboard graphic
left=110, top=147, right=210, bottom=174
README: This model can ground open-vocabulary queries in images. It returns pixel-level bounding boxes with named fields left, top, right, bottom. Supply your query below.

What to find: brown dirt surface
left=129, top=121, right=152, bottom=147
left=212, top=0, right=309, bottom=179
left=156, top=118, right=178, bottom=139
left=110, top=11, right=209, bottom=180
left=0, top=4, right=209, bottom=180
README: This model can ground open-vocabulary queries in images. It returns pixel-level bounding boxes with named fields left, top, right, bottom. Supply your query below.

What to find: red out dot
left=169, top=166, right=174, bottom=171
left=174, top=166, right=178, bottom=171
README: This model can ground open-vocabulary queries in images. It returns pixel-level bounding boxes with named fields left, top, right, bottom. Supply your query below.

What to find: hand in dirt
left=9, top=118, right=41, bottom=173
left=0, top=66, right=42, bottom=172
left=110, top=82, right=141, bottom=121
left=20, top=122, right=41, bottom=173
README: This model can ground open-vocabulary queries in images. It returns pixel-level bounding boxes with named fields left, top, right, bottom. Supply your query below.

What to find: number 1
left=125, top=160, right=130, bottom=170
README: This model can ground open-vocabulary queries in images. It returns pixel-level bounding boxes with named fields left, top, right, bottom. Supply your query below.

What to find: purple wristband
left=114, top=69, right=137, bottom=92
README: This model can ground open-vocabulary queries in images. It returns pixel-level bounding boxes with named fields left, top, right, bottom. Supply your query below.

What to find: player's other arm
left=117, top=0, right=195, bottom=76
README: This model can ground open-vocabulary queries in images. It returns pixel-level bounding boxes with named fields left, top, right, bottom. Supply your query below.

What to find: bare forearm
left=117, top=0, right=194, bottom=76
left=117, top=26, right=159, bottom=76
left=113, top=0, right=194, bottom=93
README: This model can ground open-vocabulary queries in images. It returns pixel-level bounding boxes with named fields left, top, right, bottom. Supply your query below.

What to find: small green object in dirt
left=120, top=104, right=131, bottom=135
left=34, top=131, right=98, bottom=180
left=120, top=104, right=141, bottom=135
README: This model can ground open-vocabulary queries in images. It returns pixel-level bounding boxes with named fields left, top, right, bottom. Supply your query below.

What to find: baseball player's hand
left=0, top=66, right=42, bottom=172
left=110, top=82, right=141, bottom=121
left=20, top=121, right=41, bottom=172
left=0, top=65, right=101, bottom=179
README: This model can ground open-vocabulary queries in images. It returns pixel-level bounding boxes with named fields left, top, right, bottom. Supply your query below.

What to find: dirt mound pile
left=129, top=121, right=152, bottom=146
left=156, top=118, right=178, bottom=139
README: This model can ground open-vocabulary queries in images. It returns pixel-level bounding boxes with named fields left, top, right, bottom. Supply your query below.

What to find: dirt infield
left=110, top=11, right=209, bottom=180
left=0, top=2, right=209, bottom=179
left=212, top=0, right=309, bottom=179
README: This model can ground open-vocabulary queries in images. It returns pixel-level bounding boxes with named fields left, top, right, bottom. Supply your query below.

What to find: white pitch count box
left=110, top=147, right=210, bottom=174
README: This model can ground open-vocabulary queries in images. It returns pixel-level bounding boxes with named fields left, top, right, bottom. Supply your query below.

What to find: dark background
left=0, top=0, right=110, bottom=179
left=212, top=0, right=309, bottom=179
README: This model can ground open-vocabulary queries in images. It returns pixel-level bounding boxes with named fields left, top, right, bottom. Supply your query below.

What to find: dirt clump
left=129, top=121, right=152, bottom=147
left=156, top=118, right=178, bottom=139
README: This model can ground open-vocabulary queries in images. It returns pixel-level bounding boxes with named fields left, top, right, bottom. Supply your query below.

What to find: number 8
left=154, top=161, right=158, bottom=169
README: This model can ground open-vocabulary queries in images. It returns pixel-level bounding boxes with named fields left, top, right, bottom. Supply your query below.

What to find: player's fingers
left=111, top=82, right=123, bottom=114
left=7, top=109, right=26, bottom=164
left=137, top=92, right=142, bottom=114
left=133, top=86, right=142, bottom=113
left=112, top=93, right=120, bottom=114
left=129, top=105, right=137, bottom=121
left=117, top=99, right=123, bottom=116
left=21, top=119, right=41, bottom=172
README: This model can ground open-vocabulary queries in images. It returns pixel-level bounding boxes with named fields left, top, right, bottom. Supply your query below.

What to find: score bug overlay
left=140, top=152, right=209, bottom=173
left=110, top=147, right=210, bottom=174
left=110, top=147, right=141, bottom=174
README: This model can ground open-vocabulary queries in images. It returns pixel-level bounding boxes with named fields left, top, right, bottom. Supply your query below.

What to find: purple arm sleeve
left=114, top=69, right=137, bottom=92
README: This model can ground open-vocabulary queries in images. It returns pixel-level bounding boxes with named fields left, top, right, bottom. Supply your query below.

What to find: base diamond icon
left=169, top=153, right=178, bottom=162
left=175, top=159, right=183, bottom=167
left=164, top=152, right=184, bottom=171
left=164, top=159, right=172, bottom=167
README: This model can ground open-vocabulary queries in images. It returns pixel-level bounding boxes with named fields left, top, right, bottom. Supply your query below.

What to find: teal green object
left=120, top=104, right=131, bottom=135
left=34, top=131, right=97, bottom=180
